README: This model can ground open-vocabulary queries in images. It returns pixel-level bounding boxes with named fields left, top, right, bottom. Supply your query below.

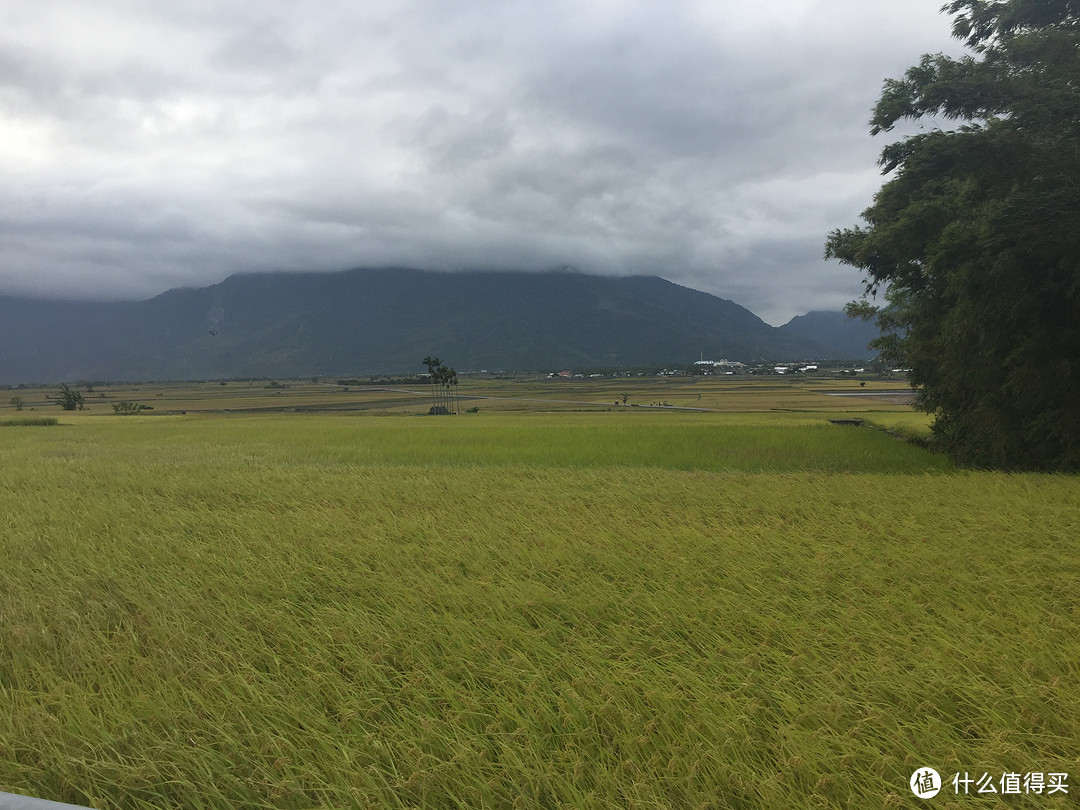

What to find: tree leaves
left=826, top=0, right=1080, bottom=470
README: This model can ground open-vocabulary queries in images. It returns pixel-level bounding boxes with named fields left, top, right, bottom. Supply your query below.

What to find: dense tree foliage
left=827, top=0, right=1080, bottom=471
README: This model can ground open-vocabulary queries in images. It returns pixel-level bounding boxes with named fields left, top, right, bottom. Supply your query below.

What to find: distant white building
left=694, top=358, right=746, bottom=369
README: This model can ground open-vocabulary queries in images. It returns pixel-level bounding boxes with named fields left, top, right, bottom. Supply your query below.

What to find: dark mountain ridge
left=0, top=268, right=867, bottom=384
left=778, top=310, right=879, bottom=361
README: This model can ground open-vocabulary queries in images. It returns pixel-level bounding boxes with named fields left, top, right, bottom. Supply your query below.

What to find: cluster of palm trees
left=421, top=356, right=460, bottom=414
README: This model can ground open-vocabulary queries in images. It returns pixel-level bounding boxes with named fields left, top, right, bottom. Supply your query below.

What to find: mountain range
left=0, top=268, right=878, bottom=384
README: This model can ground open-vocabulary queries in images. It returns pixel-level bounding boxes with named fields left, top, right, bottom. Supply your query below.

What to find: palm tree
left=421, top=356, right=441, bottom=412
left=436, top=364, right=456, bottom=414
left=420, top=359, right=460, bottom=414
left=442, top=366, right=459, bottom=414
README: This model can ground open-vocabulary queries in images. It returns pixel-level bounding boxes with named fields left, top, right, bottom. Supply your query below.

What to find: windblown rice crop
left=1, top=412, right=1076, bottom=808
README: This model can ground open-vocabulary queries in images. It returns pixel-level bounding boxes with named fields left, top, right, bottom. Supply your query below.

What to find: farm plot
left=1, top=412, right=1077, bottom=808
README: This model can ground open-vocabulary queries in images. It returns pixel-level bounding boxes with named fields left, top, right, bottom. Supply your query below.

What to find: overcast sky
left=0, top=0, right=965, bottom=324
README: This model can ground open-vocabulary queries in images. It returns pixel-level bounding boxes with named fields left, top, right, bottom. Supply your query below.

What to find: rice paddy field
left=1, top=378, right=1077, bottom=808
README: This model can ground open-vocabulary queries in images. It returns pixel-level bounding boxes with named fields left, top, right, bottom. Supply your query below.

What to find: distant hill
left=0, top=268, right=856, bottom=384
left=778, top=310, right=880, bottom=361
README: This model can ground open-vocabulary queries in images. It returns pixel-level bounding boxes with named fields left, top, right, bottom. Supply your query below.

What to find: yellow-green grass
left=1, top=413, right=1077, bottom=808
left=8, top=411, right=945, bottom=475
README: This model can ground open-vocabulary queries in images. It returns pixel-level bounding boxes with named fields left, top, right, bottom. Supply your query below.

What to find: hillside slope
left=1, top=268, right=841, bottom=383
left=778, top=310, right=880, bottom=360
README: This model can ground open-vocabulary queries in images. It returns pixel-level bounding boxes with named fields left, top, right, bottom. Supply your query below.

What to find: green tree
left=440, top=365, right=459, bottom=414
left=826, top=0, right=1080, bottom=471
left=422, top=356, right=442, bottom=413
left=55, top=383, right=85, bottom=411
left=9, top=396, right=23, bottom=411
left=421, top=357, right=462, bottom=414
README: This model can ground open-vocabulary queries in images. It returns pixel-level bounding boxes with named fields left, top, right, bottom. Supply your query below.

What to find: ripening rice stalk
left=0, top=413, right=1075, bottom=808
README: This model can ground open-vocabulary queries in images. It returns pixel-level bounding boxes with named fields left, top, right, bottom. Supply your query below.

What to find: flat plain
left=1, top=376, right=1077, bottom=808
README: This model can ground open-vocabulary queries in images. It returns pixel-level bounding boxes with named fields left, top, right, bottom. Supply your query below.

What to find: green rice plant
left=0, top=413, right=1075, bottom=808
left=84, top=411, right=946, bottom=475
left=0, top=417, right=59, bottom=427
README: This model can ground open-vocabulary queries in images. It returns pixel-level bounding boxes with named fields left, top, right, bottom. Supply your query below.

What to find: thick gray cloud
left=0, top=0, right=964, bottom=323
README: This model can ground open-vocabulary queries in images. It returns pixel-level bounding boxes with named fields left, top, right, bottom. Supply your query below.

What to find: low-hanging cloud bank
left=0, top=0, right=962, bottom=324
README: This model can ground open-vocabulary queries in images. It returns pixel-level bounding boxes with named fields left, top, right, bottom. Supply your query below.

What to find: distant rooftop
left=693, top=359, right=745, bottom=367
